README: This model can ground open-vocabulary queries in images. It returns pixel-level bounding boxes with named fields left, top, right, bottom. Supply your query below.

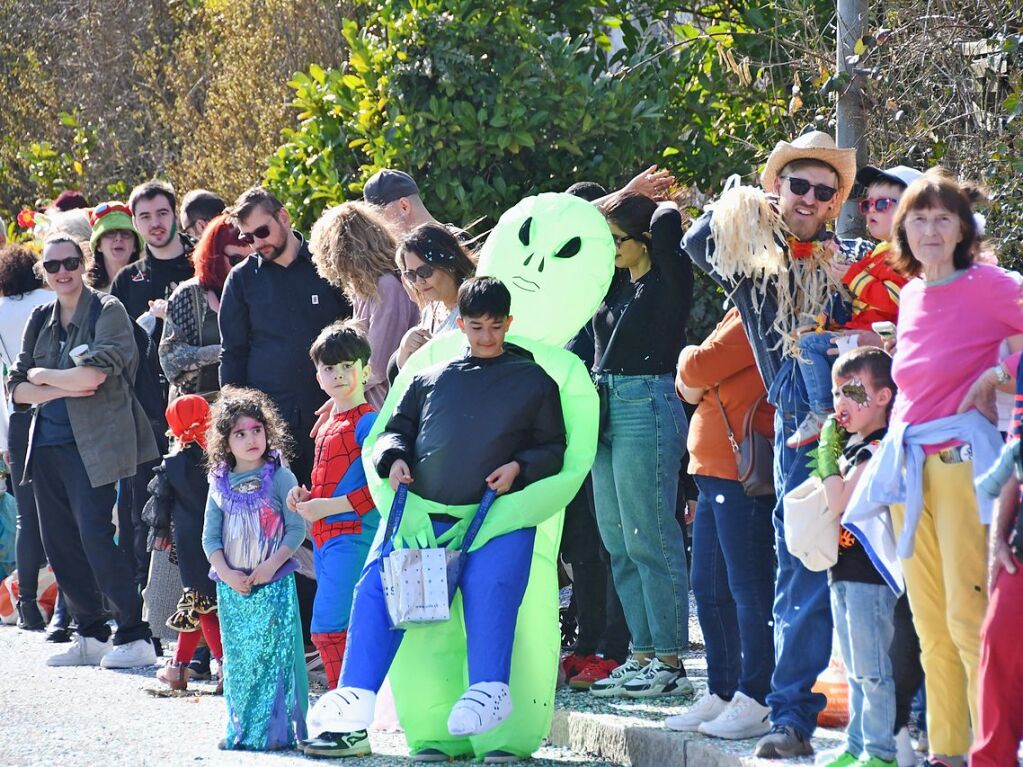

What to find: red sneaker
left=569, top=657, right=621, bottom=690
left=561, top=653, right=599, bottom=680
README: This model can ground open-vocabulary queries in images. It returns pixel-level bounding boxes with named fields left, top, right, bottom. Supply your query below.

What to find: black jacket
left=218, top=235, right=351, bottom=429
left=111, top=234, right=196, bottom=327
left=373, top=348, right=566, bottom=506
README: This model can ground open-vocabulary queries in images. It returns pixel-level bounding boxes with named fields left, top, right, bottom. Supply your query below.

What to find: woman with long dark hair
left=392, top=223, right=476, bottom=372
left=588, top=191, right=695, bottom=699
left=160, top=214, right=249, bottom=400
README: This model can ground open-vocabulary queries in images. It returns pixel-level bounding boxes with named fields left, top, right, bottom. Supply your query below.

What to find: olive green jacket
left=9, top=288, right=159, bottom=488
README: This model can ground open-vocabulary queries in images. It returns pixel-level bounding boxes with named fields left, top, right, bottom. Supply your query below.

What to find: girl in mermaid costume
left=201, top=387, right=309, bottom=750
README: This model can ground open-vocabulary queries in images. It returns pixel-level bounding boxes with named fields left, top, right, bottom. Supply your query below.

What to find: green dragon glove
left=809, top=416, right=847, bottom=480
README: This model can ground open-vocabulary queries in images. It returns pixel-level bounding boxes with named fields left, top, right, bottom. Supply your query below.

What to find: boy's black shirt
left=830, top=427, right=889, bottom=586
left=373, top=346, right=567, bottom=507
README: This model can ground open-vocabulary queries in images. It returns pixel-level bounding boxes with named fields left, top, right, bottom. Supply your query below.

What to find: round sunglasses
left=238, top=223, right=273, bottom=245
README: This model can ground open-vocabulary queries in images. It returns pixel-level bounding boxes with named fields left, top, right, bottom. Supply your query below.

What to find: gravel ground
left=0, top=625, right=619, bottom=767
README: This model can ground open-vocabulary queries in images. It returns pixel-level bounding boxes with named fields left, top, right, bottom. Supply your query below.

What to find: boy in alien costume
left=305, top=193, right=615, bottom=760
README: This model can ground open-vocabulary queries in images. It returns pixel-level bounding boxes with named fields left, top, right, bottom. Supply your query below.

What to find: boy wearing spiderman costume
left=287, top=321, right=380, bottom=689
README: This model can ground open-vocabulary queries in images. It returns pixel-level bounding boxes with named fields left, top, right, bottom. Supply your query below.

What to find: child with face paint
left=787, top=166, right=921, bottom=450
left=286, top=321, right=380, bottom=691
left=812, top=347, right=901, bottom=767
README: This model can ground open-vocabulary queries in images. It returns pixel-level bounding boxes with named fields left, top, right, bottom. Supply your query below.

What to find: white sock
left=447, top=682, right=513, bottom=737
left=308, top=687, right=377, bottom=735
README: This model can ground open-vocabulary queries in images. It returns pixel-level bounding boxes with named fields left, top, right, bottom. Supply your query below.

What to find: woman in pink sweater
left=887, top=169, right=1023, bottom=767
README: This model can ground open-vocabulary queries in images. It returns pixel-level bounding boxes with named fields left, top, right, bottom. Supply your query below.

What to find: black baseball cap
left=363, top=169, right=420, bottom=206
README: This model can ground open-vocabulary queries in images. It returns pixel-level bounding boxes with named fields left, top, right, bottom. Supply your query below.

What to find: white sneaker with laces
left=589, top=658, right=643, bottom=698
left=46, top=635, right=111, bottom=667
left=100, top=638, right=157, bottom=669
left=664, top=690, right=729, bottom=731
left=698, top=691, right=771, bottom=739
left=623, top=658, right=694, bottom=699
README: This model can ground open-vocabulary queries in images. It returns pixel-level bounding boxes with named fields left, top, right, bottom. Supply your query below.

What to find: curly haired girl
left=201, top=386, right=308, bottom=750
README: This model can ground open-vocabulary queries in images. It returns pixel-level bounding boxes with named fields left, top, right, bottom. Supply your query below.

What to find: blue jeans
left=341, top=522, right=536, bottom=691
left=766, top=360, right=834, bottom=736
left=592, top=373, right=688, bottom=655
left=691, top=475, right=776, bottom=704
left=795, top=332, right=838, bottom=414
left=831, top=580, right=897, bottom=761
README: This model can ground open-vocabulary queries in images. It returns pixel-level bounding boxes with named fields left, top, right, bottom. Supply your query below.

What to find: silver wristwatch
left=993, top=365, right=1011, bottom=386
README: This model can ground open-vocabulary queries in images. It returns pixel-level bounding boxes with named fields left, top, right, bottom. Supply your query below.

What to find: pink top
left=892, top=264, right=1023, bottom=427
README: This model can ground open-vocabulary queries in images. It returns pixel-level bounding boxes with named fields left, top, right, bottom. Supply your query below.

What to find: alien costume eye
left=518, top=218, right=532, bottom=247
left=553, top=237, right=582, bottom=259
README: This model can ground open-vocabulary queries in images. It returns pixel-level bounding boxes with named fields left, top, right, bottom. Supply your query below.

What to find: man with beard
left=219, top=186, right=351, bottom=486
left=682, top=131, right=873, bottom=758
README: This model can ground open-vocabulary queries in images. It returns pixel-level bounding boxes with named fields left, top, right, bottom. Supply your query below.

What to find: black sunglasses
left=780, top=175, right=838, bottom=202
left=238, top=223, right=272, bottom=245
left=612, top=234, right=635, bottom=247
left=402, top=264, right=435, bottom=283
left=42, top=256, right=83, bottom=274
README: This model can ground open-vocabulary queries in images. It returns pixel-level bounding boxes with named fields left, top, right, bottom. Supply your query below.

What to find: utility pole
left=836, top=0, right=868, bottom=237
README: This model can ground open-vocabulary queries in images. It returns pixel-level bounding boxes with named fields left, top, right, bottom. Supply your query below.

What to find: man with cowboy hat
left=682, top=130, right=871, bottom=757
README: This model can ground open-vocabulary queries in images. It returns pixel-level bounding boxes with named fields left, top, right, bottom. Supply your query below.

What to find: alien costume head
left=477, top=193, right=615, bottom=346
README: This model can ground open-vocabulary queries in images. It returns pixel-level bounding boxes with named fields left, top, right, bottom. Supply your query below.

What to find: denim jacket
left=9, top=288, right=159, bottom=488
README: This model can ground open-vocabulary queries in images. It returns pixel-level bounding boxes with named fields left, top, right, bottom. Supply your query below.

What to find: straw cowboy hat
left=761, top=130, right=858, bottom=209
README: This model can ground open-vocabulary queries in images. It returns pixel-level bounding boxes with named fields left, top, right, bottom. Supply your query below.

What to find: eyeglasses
left=858, top=197, right=899, bottom=215
left=102, top=230, right=135, bottom=240
left=226, top=253, right=247, bottom=267
left=612, top=234, right=635, bottom=247
left=780, top=176, right=838, bottom=202
left=42, top=256, right=83, bottom=274
left=402, top=264, right=435, bottom=283
left=237, top=223, right=272, bottom=245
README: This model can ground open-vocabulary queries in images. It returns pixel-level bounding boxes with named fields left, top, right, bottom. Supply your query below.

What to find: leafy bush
left=266, top=0, right=687, bottom=232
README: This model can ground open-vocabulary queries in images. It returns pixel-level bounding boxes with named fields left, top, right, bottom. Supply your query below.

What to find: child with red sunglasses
left=786, top=165, right=920, bottom=451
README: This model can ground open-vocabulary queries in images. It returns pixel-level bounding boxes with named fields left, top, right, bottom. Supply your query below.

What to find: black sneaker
left=16, top=601, right=46, bottom=631
left=45, top=626, right=72, bottom=643
left=301, top=730, right=371, bottom=758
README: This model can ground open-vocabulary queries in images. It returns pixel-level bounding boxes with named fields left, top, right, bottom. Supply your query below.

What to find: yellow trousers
left=891, top=456, right=988, bottom=756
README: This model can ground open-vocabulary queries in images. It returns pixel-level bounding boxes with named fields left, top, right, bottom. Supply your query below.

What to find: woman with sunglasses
left=0, top=244, right=55, bottom=631
left=160, top=214, right=249, bottom=401
left=86, top=202, right=143, bottom=292
left=310, top=201, right=419, bottom=409
left=587, top=191, right=695, bottom=699
left=391, top=223, right=477, bottom=374
left=9, top=235, right=160, bottom=668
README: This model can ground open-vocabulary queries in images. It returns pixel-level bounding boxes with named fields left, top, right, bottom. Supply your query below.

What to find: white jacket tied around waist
left=843, top=410, right=1003, bottom=596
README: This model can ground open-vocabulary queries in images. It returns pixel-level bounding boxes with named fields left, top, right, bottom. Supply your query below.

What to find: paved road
left=0, top=627, right=618, bottom=767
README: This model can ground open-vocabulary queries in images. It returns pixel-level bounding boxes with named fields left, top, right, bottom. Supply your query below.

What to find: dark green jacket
left=9, top=288, right=159, bottom=488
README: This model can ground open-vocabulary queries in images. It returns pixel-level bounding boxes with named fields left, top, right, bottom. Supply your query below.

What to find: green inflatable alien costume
left=309, top=193, right=614, bottom=759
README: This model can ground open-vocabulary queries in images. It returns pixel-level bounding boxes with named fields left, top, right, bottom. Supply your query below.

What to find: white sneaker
left=623, top=658, right=695, bottom=699
left=447, top=682, right=513, bottom=737
left=697, top=691, right=771, bottom=739
left=46, top=635, right=111, bottom=666
left=664, top=690, right=729, bottom=731
left=590, top=658, right=643, bottom=698
left=895, top=727, right=915, bottom=767
left=100, top=638, right=157, bottom=669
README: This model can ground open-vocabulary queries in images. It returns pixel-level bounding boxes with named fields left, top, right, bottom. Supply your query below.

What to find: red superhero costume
left=308, top=403, right=380, bottom=688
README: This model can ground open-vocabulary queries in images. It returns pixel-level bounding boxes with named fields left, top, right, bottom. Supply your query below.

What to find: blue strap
left=378, top=482, right=408, bottom=561
left=447, top=487, right=498, bottom=592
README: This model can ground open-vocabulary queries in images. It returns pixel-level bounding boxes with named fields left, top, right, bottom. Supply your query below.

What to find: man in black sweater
left=219, top=186, right=351, bottom=486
